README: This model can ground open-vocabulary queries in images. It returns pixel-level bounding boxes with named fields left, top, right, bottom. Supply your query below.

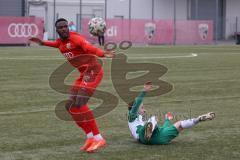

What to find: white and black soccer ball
left=88, top=17, right=106, bottom=36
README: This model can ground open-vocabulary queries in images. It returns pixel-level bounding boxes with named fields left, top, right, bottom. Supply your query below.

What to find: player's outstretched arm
left=130, top=82, right=153, bottom=114
left=75, top=35, right=115, bottom=58
left=29, top=37, right=60, bottom=48
left=29, top=37, right=43, bottom=45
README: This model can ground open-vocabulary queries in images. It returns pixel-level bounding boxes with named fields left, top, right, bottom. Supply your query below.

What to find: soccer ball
left=88, top=17, right=106, bottom=36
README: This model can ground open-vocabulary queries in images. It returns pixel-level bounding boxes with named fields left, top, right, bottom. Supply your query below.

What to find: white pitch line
left=199, top=52, right=240, bottom=55
left=0, top=53, right=198, bottom=60
left=0, top=57, right=64, bottom=60
left=0, top=108, right=55, bottom=115
left=1, top=95, right=240, bottom=116
left=127, top=53, right=198, bottom=59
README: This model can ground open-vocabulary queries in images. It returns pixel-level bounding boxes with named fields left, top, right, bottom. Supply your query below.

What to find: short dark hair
left=55, top=18, right=68, bottom=27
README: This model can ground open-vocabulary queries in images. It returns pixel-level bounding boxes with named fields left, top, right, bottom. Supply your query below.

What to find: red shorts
left=70, top=68, right=103, bottom=97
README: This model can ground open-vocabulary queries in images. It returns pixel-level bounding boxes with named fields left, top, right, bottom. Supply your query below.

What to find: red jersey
left=43, top=32, right=104, bottom=72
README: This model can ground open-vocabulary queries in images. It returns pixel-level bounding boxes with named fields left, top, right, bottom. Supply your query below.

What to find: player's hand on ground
left=29, top=37, right=43, bottom=45
left=144, top=81, right=152, bottom=92
left=104, top=50, right=115, bottom=58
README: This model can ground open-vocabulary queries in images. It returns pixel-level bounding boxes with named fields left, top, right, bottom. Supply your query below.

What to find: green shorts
left=138, top=119, right=179, bottom=145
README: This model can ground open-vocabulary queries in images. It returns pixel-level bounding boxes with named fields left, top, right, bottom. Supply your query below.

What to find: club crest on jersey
left=66, top=43, right=71, bottom=49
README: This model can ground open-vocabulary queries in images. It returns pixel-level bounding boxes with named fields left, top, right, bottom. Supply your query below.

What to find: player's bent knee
left=75, top=95, right=90, bottom=107
left=173, top=121, right=183, bottom=132
left=67, top=87, right=94, bottom=109
left=65, top=96, right=90, bottom=110
left=74, top=87, right=92, bottom=107
left=65, top=99, right=74, bottom=112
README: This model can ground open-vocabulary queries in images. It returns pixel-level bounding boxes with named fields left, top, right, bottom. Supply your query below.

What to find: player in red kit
left=29, top=18, right=114, bottom=153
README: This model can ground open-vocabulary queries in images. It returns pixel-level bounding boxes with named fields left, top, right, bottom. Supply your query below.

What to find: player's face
left=138, top=104, right=146, bottom=115
left=56, top=21, right=69, bottom=40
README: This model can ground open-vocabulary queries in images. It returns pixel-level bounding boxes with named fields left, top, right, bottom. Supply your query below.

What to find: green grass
left=0, top=45, right=240, bottom=160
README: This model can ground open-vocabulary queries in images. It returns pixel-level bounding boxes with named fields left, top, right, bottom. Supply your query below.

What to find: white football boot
left=144, top=116, right=158, bottom=141
left=198, top=112, right=215, bottom=122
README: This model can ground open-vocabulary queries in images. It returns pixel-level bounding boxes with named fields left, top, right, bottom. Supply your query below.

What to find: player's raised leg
left=173, top=112, right=216, bottom=132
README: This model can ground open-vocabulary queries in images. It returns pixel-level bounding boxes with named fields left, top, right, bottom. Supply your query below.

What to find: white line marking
left=126, top=53, right=198, bottom=59
left=0, top=53, right=198, bottom=60
left=0, top=57, right=64, bottom=60
left=1, top=95, right=239, bottom=115
left=0, top=108, right=54, bottom=115
left=199, top=52, right=240, bottom=55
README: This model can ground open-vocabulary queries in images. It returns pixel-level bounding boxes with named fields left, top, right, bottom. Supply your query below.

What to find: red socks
left=69, top=105, right=100, bottom=135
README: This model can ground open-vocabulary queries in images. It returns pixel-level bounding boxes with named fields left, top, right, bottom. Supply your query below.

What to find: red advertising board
left=0, top=17, right=212, bottom=45
left=0, top=17, right=44, bottom=44
left=81, top=19, right=213, bottom=45
left=176, top=20, right=213, bottom=44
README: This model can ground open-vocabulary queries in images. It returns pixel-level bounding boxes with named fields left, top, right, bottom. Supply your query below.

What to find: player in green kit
left=128, top=82, right=216, bottom=145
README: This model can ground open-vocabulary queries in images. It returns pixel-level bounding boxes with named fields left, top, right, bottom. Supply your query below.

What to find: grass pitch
left=0, top=45, right=240, bottom=160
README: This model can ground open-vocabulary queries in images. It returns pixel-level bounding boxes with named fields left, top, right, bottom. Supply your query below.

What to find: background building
left=27, top=0, right=105, bottom=39
left=0, top=0, right=239, bottom=40
left=0, top=0, right=25, bottom=16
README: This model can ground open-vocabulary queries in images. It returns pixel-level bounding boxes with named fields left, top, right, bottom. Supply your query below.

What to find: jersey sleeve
left=73, top=35, right=104, bottom=57
left=42, top=40, right=60, bottom=48
left=128, top=91, right=146, bottom=122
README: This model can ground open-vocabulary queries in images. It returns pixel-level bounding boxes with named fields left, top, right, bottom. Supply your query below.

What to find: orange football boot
left=80, top=138, right=94, bottom=151
left=86, top=139, right=106, bottom=153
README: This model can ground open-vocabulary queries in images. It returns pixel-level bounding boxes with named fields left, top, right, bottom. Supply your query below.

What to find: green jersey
left=127, top=91, right=179, bottom=145
left=128, top=91, right=146, bottom=140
